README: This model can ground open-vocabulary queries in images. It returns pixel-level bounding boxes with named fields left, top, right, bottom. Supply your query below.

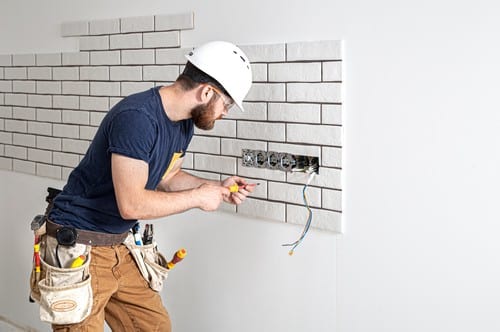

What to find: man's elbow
left=117, top=202, right=141, bottom=220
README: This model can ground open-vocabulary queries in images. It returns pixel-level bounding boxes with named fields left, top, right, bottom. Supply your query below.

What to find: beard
left=191, top=95, right=219, bottom=130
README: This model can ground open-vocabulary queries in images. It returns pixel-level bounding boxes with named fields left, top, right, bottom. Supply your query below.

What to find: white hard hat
left=185, top=41, right=252, bottom=111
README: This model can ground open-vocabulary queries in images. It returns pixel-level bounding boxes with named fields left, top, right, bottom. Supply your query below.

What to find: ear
left=197, top=84, right=214, bottom=104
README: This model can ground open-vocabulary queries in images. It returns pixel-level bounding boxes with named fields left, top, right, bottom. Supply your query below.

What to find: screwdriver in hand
left=228, top=183, right=259, bottom=193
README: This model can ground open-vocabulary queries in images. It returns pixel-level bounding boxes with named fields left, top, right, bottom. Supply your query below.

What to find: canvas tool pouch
left=123, top=233, right=169, bottom=292
left=31, top=234, right=93, bottom=325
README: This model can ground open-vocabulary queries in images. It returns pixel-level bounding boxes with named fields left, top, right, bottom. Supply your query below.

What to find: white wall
left=2, top=0, right=500, bottom=331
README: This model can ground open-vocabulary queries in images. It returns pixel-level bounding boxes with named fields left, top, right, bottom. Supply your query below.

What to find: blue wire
left=282, top=181, right=313, bottom=255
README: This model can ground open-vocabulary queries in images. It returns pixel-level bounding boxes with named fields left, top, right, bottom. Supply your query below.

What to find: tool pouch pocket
left=34, top=237, right=93, bottom=325
left=123, top=233, right=169, bottom=292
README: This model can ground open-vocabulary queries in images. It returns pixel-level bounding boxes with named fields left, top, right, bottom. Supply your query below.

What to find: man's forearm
left=160, top=170, right=221, bottom=192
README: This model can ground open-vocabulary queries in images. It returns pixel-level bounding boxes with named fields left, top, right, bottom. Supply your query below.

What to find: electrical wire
left=282, top=171, right=316, bottom=255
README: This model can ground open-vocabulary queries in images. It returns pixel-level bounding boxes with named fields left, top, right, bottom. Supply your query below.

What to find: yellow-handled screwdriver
left=228, top=183, right=259, bottom=193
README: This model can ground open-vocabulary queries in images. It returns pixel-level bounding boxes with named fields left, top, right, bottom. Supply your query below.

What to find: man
left=38, top=41, right=255, bottom=331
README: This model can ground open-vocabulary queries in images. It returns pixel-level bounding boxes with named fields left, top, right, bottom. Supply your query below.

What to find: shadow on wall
left=0, top=315, right=38, bottom=332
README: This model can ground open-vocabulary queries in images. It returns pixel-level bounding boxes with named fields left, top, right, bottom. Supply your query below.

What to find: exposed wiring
left=282, top=171, right=316, bottom=255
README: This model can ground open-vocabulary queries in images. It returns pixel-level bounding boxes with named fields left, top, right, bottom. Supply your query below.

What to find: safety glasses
left=211, top=86, right=235, bottom=111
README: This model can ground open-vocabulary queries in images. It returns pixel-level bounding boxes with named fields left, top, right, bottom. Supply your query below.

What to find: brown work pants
left=52, top=244, right=171, bottom=331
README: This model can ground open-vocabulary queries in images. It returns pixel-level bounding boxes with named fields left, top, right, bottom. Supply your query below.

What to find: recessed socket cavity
left=241, top=149, right=319, bottom=174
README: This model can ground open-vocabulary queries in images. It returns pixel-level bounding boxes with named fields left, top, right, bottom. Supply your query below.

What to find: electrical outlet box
left=242, top=149, right=319, bottom=174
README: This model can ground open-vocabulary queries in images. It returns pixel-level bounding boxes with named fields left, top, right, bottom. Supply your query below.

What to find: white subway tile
left=62, top=110, right=89, bottom=125
left=322, top=104, right=342, bottom=125
left=5, top=145, right=27, bottom=158
left=90, top=82, right=120, bottom=96
left=187, top=135, right=220, bottom=154
left=120, top=82, right=154, bottom=96
left=37, top=163, right=61, bottom=179
left=28, top=148, right=51, bottom=163
left=37, top=109, right=61, bottom=123
left=267, top=142, right=321, bottom=158
left=286, top=204, right=342, bottom=233
left=239, top=44, right=285, bottom=63
left=36, top=53, right=62, bottom=66
left=12, top=107, right=35, bottom=120
left=268, top=103, right=321, bottom=123
left=237, top=162, right=286, bottom=182
left=5, top=93, right=27, bottom=106
left=269, top=181, right=321, bottom=208
left=5, top=119, right=27, bottom=132
left=13, top=81, right=36, bottom=94
left=322, top=147, right=342, bottom=168
left=89, top=18, right=120, bottom=35
left=143, top=31, right=180, bottom=48
left=0, top=68, right=3, bottom=79
left=287, top=83, right=341, bottom=103
left=0, top=92, right=3, bottom=104
left=322, top=188, right=342, bottom=211
left=121, top=50, right=155, bottom=65
left=156, top=48, right=189, bottom=64
left=287, top=123, right=341, bottom=146
left=62, top=81, right=90, bottom=95
left=53, top=124, right=79, bottom=138
left=28, top=121, right=51, bottom=135
left=53, top=67, right=79, bottom=81
left=0, top=55, right=12, bottom=66
left=121, top=16, right=154, bottom=33
left=62, top=52, right=90, bottom=66
left=13, top=54, right=35, bottom=66
left=110, top=34, right=142, bottom=50
left=181, top=152, right=193, bottom=169
left=0, top=119, right=4, bottom=130
left=287, top=167, right=341, bottom=189
left=5, top=68, right=27, bottom=79
left=0, top=81, right=12, bottom=93
left=287, top=40, right=342, bottom=61
left=269, top=63, right=321, bottom=82
left=37, top=136, right=62, bottom=151
left=53, top=151, right=80, bottom=167
left=251, top=63, right=267, bottom=82
left=80, top=66, right=109, bottom=81
left=155, top=12, right=194, bottom=31
left=90, top=51, right=121, bottom=65
left=62, top=167, right=73, bottom=180
left=221, top=138, right=267, bottom=157
left=62, top=138, right=89, bottom=154
left=0, top=131, right=12, bottom=144
left=79, top=126, right=98, bottom=140
left=237, top=121, right=285, bottom=141
left=36, top=81, right=62, bottom=95
left=0, top=157, right=12, bottom=171
left=183, top=169, right=221, bottom=181
left=28, top=67, right=52, bottom=80
left=14, top=159, right=36, bottom=175
left=109, top=97, right=123, bottom=108
left=90, top=111, right=106, bottom=126
left=194, top=119, right=236, bottom=138
left=194, top=154, right=236, bottom=174
left=323, top=61, right=342, bottom=81
left=79, top=36, right=109, bottom=51
left=226, top=102, right=267, bottom=121
left=28, top=94, right=52, bottom=108
left=61, top=21, right=89, bottom=37
left=110, top=66, right=142, bottom=81
left=143, top=65, right=178, bottom=81
left=246, top=83, right=285, bottom=102
left=53, top=95, right=79, bottom=110
left=238, top=198, right=285, bottom=222
left=80, top=96, right=109, bottom=111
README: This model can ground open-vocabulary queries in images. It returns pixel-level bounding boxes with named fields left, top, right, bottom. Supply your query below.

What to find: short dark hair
left=176, top=62, right=230, bottom=97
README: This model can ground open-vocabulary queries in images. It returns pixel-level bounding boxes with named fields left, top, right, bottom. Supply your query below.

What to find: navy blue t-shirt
left=49, top=87, right=194, bottom=233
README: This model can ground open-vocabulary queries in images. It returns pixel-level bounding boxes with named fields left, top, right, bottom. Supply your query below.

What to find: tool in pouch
left=29, top=188, right=93, bottom=325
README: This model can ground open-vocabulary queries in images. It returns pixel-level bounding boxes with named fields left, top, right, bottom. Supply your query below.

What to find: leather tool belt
left=46, top=219, right=129, bottom=246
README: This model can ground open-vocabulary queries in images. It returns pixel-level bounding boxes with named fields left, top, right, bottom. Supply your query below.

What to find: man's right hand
left=195, top=183, right=230, bottom=211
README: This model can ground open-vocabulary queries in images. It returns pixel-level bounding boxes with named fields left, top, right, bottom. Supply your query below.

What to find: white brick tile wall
left=0, top=81, right=12, bottom=93
left=89, top=19, right=120, bottom=35
left=53, top=151, right=80, bottom=167
left=90, top=111, right=106, bottom=126
left=5, top=68, right=27, bottom=80
left=287, top=40, right=342, bottom=61
left=80, top=96, right=109, bottom=111
left=156, top=48, right=189, bottom=64
left=269, top=181, right=321, bottom=208
left=80, top=67, right=109, bottom=81
left=5, top=94, right=28, bottom=106
left=13, top=54, right=35, bottom=66
left=5, top=119, right=27, bottom=132
left=226, top=102, right=267, bottom=121
left=0, top=156, right=12, bottom=170
left=251, top=63, right=267, bottom=82
left=37, top=109, right=61, bottom=123
left=143, top=65, right=179, bottom=81
left=194, top=154, right=236, bottom=174
left=155, top=12, right=194, bottom=31
left=12, top=107, right=35, bottom=120
left=28, top=148, right=51, bottom=163
left=268, top=103, right=321, bottom=123
left=287, top=204, right=342, bottom=233
left=194, top=119, right=236, bottom=137
left=62, top=138, right=89, bottom=154
left=53, top=67, right=79, bottom=81
left=62, top=167, right=72, bottom=180
left=143, top=31, right=180, bottom=48
left=110, top=66, right=142, bottom=81
left=53, top=95, right=79, bottom=109
left=0, top=119, right=4, bottom=130
left=239, top=44, right=285, bottom=63
left=28, top=121, right=51, bottom=135
left=121, top=16, right=154, bottom=33
left=110, top=34, right=142, bottom=50
left=269, top=63, right=321, bottom=82
left=5, top=145, right=27, bottom=158
left=90, top=82, right=120, bottom=96
left=62, top=110, right=89, bottom=125
left=13, top=81, right=36, bottom=94
left=322, top=104, right=342, bottom=125
left=13, top=133, right=35, bottom=147
left=90, top=51, right=121, bottom=65
left=37, top=136, right=61, bottom=151
left=0, top=131, right=12, bottom=144
left=28, top=67, right=52, bottom=80
left=323, top=61, right=342, bottom=81
left=0, top=68, right=3, bottom=80
left=62, top=52, right=90, bottom=66
left=37, top=163, right=61, bottom=179
left=80, top=126, right=98, bottom=140
left=109, top=97, right=123, bottom=108
left=14, top=159, right=36, bottom=175
left=287, top=82, right=342, bottom=103
left=61, top=21, right=89, bottom=37
left=221, top=138, right=267, bottom=157
left=121, top=50, right=155, bottom=65
left=287, top=124, right=342, bottom=146
left=246, top=83, right=285, bottom=102
left=182, top=152, right=193, bottom=169
left=322, top=188, right=342, bottom=211
left=36, top=53, right=62, bottom=66
left=268, top=142, right=321, bottom=157
left=62, top=82, right=90, bottom=95
left=36, top=81, right=61, bottom=95
left=184, top=169, right=221, bottom=182
left=237, top=162, right=286, bottom=182
left=187, top=135, right=220, bottom=154
left=120, top=82, right=154, bottom=96
left=238, top=198, right=285, bottom=222
left=53, top=124, right=79, bottom=138
left=79, top=36, right=109, bottom=51
left=322, top=146, right=342, bottom=168
left=287, top=167, right=341, bottom=189
left=0, top=54, right=12, bottom=66
left=28, top=94, right=52, bottom=108
left=238, top=121, right=285, bottom=141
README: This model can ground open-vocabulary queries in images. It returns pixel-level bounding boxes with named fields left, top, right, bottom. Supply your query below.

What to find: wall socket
left=242, top=149, right=319, bottom=174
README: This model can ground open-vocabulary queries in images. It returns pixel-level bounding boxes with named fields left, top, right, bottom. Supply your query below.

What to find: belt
left=46, top=219, right=129, bottom=246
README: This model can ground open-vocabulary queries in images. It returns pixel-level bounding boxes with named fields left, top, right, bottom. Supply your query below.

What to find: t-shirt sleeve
left=107, top=110, right=156, bottom=162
